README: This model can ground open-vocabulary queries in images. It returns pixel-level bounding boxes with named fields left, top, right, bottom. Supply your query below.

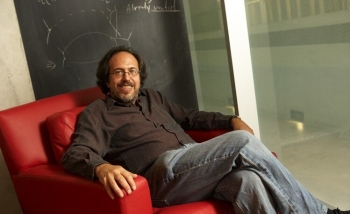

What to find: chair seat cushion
left=46, top=106, right=85, bottom=163
left=153, top=199, right=234, bottom=214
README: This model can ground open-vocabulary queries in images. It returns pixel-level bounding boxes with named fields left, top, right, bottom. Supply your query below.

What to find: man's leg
left=213, top=169, right=277, bottom=214
left=145, top=130, right=250, bottom=207
left=235, top=131, right=327, bottom=214
left=145, top=130, right=328, bottom=213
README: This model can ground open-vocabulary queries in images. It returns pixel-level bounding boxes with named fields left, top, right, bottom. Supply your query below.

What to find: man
left=62, top=46, right=349, bottom=214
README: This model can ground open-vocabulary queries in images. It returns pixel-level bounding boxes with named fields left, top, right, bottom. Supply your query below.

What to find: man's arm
left=62, top=102, right=139, bottom=199
left=146, top=89, right=255, bottom=132
left=61, top=107, right=109, bottom=180
left=95, top=163, right=137, bottom=199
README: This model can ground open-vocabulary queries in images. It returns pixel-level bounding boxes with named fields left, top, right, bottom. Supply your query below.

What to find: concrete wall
left=0, top=1, right=34, bottom=213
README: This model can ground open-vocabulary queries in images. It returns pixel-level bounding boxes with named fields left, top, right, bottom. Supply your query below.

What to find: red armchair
left=0, top=87, right=234, bottom=214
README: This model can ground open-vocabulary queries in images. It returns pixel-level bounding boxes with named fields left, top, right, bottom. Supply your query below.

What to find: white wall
left=0, top=0, right=34, bottom=213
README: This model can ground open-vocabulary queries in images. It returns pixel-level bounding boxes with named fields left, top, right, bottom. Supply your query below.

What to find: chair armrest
left=12, top=165, right=153, bottom=214
left=185, top=129, right=231, bottom=143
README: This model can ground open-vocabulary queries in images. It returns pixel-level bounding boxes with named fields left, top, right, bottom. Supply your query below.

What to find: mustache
left=117, top=80, right=134, bottom=87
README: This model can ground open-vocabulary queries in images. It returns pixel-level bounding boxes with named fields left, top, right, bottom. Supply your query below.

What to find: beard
left=112, top=80, right=139, bottom=105
left=117, top=91, right=138, bottom=104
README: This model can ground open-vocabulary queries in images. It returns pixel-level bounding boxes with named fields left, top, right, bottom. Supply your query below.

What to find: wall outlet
left=290, top=110, right=304, bottom=122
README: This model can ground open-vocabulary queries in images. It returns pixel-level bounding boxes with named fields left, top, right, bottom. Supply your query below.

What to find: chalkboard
left=14, top=0, right=198, bottom=109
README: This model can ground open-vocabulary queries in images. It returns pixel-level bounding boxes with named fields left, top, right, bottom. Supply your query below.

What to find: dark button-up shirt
left=61, top=88, right=232, bottom=180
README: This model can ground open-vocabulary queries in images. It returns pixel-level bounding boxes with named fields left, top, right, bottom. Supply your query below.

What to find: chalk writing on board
left=41, top=1, right=181, bottom=71
left=43, top=5, right=132, bottom=70
left=38, top=0, right=56, bottom=6
left=38, top=0, right=180, bottom=13
left=46, top=60, right=56, bottom=70
left=126, top=0, right=180, bottom=13
left=38, top=0, right=112, bottom=6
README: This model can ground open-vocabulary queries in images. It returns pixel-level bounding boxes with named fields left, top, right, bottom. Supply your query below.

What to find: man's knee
left=216, top=170, right=263, bottom=192
left=237, top=170, right=263, bottom=188
left=214, top=170, right=265, bottom=203
left=235, top=169, right=260, bottom=181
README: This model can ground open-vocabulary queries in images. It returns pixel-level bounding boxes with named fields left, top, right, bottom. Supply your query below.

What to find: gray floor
left=268, top=119, right=350, bottom=210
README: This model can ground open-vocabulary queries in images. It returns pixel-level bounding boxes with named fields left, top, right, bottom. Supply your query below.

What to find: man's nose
left=121, top=72, right=131, bottom=80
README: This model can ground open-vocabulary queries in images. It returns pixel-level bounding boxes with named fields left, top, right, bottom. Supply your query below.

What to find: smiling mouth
left=118, top=84, right=133, bottom=92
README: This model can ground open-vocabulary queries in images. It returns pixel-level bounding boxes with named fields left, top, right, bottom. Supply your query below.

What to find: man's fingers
left=95, top=164, right=137, bottom=199
left=120, top=171, right=138, bottom=192
left=107, top=174, right=125, bottom=198
left=114, top=173, right=135, bottom=195
left=126, top=173, right=137, bottom=191
left=99, top=174, right=118, bottom=199
left=104, top=179, right=117, bottom=199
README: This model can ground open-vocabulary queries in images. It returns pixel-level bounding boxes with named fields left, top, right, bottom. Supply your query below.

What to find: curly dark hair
left=96, top=46, right=148, bottom=94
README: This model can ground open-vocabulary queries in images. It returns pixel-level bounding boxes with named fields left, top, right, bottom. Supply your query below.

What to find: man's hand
left=95, top=163, right=137, bottom=199
left=231, top=117, right=254, bottom=135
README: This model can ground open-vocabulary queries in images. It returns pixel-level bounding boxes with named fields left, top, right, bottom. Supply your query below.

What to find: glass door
left=244, top=0, right=350, bottom=209
left=184, top=0, right=237, bottom=116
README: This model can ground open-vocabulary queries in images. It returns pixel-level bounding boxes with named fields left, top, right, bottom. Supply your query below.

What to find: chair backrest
left=0, top=87, right=104, bottom=175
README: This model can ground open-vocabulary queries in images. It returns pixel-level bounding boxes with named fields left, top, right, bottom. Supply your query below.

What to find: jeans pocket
left=152, top=199, right=170, bottom=208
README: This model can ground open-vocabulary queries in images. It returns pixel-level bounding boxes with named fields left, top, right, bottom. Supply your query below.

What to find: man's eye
left=115, top=71, right=123, bottom=75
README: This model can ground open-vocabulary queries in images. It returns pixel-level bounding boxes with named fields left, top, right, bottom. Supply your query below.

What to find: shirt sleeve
left=61, top=107, right=109, bottom=181
left=150, top=89, right=233, bottom=130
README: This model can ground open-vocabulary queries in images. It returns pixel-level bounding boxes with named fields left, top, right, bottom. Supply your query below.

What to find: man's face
left=107, top=51, right=141, bottom=105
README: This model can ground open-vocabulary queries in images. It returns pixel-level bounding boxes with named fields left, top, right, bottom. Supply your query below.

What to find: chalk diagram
left=43, top=5, right=132, bottom=71
left=27, top=0, right=195, bottom=108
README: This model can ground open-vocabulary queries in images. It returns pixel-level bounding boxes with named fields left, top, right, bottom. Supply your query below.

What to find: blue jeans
left=145, top=131, right=328, bottom=214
